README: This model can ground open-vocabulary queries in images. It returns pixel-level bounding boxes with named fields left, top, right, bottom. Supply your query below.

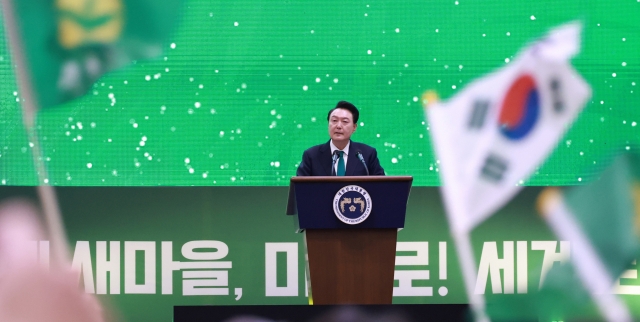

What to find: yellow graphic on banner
left=632, top=183, right=640, bottom=235
left=56, top=0, right=123, bottom=49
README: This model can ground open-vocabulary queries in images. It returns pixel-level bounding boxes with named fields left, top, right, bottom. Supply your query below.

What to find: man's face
left=328, top=108, right=357, bottom=144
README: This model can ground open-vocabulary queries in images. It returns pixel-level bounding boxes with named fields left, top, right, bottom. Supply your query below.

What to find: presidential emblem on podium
left=333, top=185, right=372, bottom=225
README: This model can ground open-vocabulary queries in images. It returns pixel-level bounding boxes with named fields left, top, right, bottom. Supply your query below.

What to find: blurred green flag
left=537, top=155, right=640, bottom=321
left=3, top=0, right=181, bottom=109
left=561, top=156, right=639, bottom=276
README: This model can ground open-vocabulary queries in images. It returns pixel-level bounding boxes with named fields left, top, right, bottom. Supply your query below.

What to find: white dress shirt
left=330, top=140, right=350, bottom=174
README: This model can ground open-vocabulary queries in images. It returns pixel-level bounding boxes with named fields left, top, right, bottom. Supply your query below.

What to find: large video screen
left=0, top=0, right=638, bottom=186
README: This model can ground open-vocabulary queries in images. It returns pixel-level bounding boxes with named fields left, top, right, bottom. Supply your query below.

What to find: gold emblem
left=353, top=197, right=365, bottom=212
left=340, top=197, right=365, bottom=213
left=340, top=198, right=351, bottom=212
left=333, top=185, right=372, bottom=225
left=56, top=0, right=124, bottom=49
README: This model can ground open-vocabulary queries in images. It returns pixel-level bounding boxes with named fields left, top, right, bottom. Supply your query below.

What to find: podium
left=287, top=176, right=413, bottom=305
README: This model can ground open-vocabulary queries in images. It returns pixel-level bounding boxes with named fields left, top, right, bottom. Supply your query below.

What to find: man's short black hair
left=327, top=101, right=359, bottom=124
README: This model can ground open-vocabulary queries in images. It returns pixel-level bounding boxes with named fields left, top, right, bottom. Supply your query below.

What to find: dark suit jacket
left=296, top=140, right=385, bottom=176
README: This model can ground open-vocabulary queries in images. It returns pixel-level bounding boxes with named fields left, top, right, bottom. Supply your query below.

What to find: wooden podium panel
left=305, top=228, right=397, bottom=305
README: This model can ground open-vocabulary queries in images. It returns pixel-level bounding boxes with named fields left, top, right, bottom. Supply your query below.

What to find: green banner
left=2, top=186, right=639, bottom=321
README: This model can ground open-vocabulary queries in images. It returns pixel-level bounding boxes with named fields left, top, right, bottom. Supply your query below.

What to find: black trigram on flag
left=468, top=100, right=490, bottom=129
left=481, top=154, right=508, bottom=182
left=550, top=78, right=564, bottom=113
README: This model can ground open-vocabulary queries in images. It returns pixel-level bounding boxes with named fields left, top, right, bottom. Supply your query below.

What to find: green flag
left=0, top=0, right=183, bottom=266
left=3, top=0, right=182, bottom=109
left=537, top=154, right=640, bottom=321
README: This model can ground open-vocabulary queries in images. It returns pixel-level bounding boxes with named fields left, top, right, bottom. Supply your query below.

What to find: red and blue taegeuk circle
left=498, top=75, right=539, bottom=140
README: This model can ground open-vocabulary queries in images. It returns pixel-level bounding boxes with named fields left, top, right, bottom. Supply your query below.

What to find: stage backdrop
left=0, top=0, right=638, bottom=186
left=0, top=0, right=639, bottom=321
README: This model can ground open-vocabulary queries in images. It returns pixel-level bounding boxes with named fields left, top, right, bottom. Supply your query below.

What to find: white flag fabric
left=428, top=22, right=591, bottom=234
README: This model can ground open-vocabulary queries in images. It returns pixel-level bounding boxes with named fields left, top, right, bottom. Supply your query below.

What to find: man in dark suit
left=296, top=101, right=385, bottom=176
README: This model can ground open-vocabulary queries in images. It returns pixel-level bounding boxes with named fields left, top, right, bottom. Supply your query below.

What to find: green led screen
left=0, top=0, right=638, bottom=186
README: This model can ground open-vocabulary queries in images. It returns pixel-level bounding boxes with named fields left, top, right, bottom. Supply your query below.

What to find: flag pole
left=1, top=0, right=71, bottom=267
left=539, top=188, right=632, bottom=322
left=423, top=91, right=489, bottom=322
left=452, top=232, right=489, bottom=322
left=444, top=189, right=490, bottom=322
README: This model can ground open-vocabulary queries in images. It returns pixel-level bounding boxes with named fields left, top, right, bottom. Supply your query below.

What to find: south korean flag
left=427, top=22, right=591, bottom=234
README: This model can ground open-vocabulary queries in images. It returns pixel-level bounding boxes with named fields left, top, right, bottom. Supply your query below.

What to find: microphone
left=331, top=150, right=340, bottom=176
left=356, top=150, right=369, bottom=175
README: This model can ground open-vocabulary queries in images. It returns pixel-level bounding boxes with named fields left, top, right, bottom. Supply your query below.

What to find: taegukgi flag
left=427, top=22, right=591, bottom=234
